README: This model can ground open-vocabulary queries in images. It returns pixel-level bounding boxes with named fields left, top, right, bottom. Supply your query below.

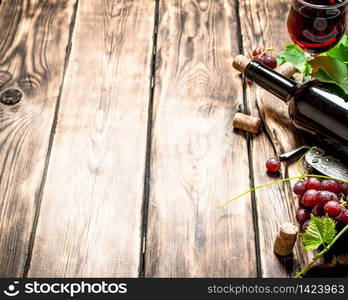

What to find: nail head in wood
left=0, top=89, right=22, bottom=105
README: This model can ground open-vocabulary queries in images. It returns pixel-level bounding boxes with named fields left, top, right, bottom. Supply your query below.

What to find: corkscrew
left=280, top=146, right=348, bottom=182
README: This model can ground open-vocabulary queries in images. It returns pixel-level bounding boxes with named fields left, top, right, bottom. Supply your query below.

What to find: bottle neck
left=245, top=61, right=298, bottom=101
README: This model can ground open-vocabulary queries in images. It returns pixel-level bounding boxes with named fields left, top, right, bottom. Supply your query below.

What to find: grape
left=324, top=201, right=341, bottom=217
left=262, top=56, right=277, bottom=69
left=312, top=205, right=324, bottom=217
left=342, top=183, right=348, bottom=195
left=298, top=197, right=306, bottom=209
left=252, top=48, right=263, bottom=57
left=321, top=179, right=341, bottom=194
left=302, top=189, right=319, bottom=208
left=339, top=209, right=348, bottom=224
left=266, top=157, right=281, bottom=173
left=305, top=177, right=321, bottom=190
left=296, top=208, right=310, bottom=224
left=293, top=181, right=306, bottom=196
left=316, top=190, right=338, bottom=207
left=302, top=219, right=310, bottom=232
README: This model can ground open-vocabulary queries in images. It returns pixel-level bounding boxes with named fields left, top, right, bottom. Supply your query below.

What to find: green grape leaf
left=321, top=35, right=348, bottom=63
left=301, top=215, right=336, bottom=251
left=309, top=56, right=348, bottom=95
left=339, top=35, right=348, bottom=46
left=277, top=44, right=312, bottom=75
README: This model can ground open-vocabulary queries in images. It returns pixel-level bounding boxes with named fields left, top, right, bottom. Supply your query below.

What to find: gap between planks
left=0, top=0, right=80, bottom=277
left=140, top=0, right=262, bottom=277
left=144, top=0, right=256, bottom=277
left=26, top=0, right=157, bottom=277
left=234, top=0, right=262, bottom=278
left=16, top=0, right=264, bottom=277
left=22, top=0, right=81, bottom=277
left=139, top=0, right=160, bottom=278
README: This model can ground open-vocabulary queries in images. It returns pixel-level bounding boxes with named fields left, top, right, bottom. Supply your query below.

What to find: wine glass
left=287, top=0, right=347, bottom=56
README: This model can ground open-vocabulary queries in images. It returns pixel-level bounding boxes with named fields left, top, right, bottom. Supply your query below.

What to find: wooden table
left=0, top=0, right=345, bottom=278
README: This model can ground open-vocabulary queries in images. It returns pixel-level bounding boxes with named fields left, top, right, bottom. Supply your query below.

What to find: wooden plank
left=0, top=0, right=77, bottom=277
left=239, top=0, right=311, bottom=277
left=145, top=0, right=257, bottom=277
left=27, top=0, right=155, bottom=277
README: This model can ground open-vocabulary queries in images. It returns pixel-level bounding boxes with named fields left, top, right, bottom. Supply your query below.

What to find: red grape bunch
left=251, top=48, right=277, bottom=69
left=294, top=178, right=348, bottom=232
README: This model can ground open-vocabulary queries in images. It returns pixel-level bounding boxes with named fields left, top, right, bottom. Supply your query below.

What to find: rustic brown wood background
left=0, top=0, right=345, bottom=277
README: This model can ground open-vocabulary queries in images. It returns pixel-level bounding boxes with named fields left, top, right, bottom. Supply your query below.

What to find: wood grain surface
left=1, top=0, right=346, bottom=278
left=0, top=0, right=77, bottom=277
left=239, top=0, right=312, bottom=277
left=27, top=0, right=156, bottom=277
left=144, top=0, right=257, bottom=277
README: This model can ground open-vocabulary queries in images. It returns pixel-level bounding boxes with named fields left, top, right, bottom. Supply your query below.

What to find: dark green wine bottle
left=235, top=57, right=348, bottom=159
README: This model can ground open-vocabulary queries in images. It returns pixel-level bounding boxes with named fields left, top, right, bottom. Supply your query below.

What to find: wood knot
left=0, top=89, right=22, bottom=105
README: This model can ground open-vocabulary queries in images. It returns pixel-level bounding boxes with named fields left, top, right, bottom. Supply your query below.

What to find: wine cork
left=293, top=72, right=304, bottom=82
left=232, top=55, right=297, bottom=79
left=232, top=55, right=250, bottom=73
left=276, top=62, right=297, bottom=78
left=274, top=223, right=298, bottom=256
left=233, top=112, right=262, bottom=134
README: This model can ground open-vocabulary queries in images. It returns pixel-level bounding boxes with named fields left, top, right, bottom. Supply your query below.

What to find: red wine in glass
left=287, top=0, right=347, bottom=55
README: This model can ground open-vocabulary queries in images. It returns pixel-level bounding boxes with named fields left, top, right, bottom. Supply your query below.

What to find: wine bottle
left=233, top=55, right=348, bottom=159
